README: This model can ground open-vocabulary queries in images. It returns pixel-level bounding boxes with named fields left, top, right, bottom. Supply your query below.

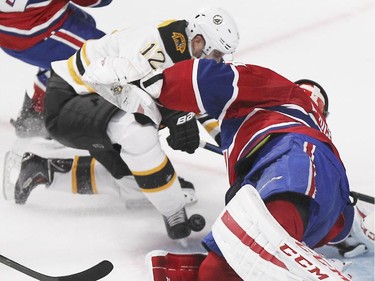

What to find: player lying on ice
left=3, top=7, right=239, bottom=241
left=142, top=59, right=374, bottom=280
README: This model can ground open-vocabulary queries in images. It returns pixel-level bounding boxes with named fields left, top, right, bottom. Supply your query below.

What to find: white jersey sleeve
left=51, top=21, right=174, bottom=95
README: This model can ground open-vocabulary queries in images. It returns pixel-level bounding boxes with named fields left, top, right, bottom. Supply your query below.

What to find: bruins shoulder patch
left=158, top=20, right=191, bottom=63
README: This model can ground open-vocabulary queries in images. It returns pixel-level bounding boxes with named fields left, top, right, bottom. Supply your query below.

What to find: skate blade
left=2, top=151, right=22, bottom=201
left=177, top=238, right=189, bottom=248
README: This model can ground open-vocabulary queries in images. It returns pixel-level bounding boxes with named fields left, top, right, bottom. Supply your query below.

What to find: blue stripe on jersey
left=239, top=122, right=302, bottom=158
left=221, top=118, right=245, bottom=150
left=28, top=0, right=51, bottom=4
left=196, top=59, right=236, bottom=119
left=267, top=105, right=320, bottom=131
left=89, top=0, right=113, bottom=7
left=25, top=0, right=111, bottom=8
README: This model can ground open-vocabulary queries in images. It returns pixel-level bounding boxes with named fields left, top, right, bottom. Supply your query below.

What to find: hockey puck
left=189, top=214, right=206, bottom=232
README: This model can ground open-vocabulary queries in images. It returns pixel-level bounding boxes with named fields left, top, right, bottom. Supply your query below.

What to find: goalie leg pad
left=198, top=251, right=242, bottom=281
left=212, top=185, right=352, bottom=281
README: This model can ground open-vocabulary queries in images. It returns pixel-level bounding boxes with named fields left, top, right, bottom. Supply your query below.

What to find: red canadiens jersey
left=159, top=59, right=341, bottom=184
left=0, top=0, right=111, bottom=50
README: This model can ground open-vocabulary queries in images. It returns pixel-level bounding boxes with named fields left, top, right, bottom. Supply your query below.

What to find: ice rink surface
left=0, top=0, right=373, bottom=280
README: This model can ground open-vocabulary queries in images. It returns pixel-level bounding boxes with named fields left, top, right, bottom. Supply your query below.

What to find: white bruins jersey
left=52, top=19, right=191, bottom=94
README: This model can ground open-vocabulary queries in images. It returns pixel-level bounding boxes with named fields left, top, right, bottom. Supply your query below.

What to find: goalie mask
left=295, top=79, right=329, bottom=117
left=187, top=6, right=240, bottom=56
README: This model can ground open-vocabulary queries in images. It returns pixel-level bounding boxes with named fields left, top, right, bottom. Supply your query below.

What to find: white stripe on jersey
left=86, top=0, right=101, bottom=7
left=50, top=29, right=85, bottom=50
left=0, top=3, right=68, bottom=34
left=58, top=29, right=86, bottom=44
left=50, top=34, right=80, bottom=50
left=230, top=116, right=300, bottom=161
left=219, top=63, right=239, bottom=120
left=273, top=104, right=313, bottom=128
left=303, top=142, right=316, bottom=198
left=192, top=59, right=205, bottom=113
left=27, top=0, right=53, bottom=8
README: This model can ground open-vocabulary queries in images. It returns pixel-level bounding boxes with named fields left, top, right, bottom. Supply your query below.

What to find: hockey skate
left=10, top=93, right=49, bottom=138
left=3, top=152, right=51, bottom=204
left=3, top=151, right=22, bottom=201
left=178, top=177, right=197, bottom=205
left=163, top=207, right=192, bottom=240
left=3, top=152, right=71, bottom=204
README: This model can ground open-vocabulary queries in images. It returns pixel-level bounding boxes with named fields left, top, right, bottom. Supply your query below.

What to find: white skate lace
left=165, top=209, right=186, bottom=227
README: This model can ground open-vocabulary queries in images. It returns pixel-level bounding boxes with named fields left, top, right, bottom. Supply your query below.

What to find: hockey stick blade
left=199, top=140, right=375, bottom=205
left=0, top=255, right=113, bottom=281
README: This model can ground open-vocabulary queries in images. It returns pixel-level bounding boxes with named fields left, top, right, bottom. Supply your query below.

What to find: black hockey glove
left=160, top=107, right=200, bottom=154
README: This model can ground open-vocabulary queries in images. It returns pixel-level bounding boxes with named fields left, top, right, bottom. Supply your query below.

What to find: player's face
left=191, top=35, right=205, bottom=58
left=191, top=36, right=224, bottom=63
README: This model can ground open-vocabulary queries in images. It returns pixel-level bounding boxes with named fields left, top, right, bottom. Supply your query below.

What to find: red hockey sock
left=32, top=83, right=45, bottom=113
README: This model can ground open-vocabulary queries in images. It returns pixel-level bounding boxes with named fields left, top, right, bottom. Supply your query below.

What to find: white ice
left=0, top=0, right=373, bottom=280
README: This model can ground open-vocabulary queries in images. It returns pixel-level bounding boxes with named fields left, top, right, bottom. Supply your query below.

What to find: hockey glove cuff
left=331, top=207, right=374, bottom=258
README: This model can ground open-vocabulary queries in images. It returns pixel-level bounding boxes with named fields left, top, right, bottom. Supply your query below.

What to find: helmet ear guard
left=187, top=6, right=240, bottom=56
left=295, top=79, right=329, bottom=117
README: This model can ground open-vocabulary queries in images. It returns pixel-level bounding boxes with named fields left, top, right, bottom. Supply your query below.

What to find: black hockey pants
left=44, top=72, right=131, bottom=179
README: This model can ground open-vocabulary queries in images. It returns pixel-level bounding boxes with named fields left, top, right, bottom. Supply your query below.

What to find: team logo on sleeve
left=171, top=32, right=187, bottom=54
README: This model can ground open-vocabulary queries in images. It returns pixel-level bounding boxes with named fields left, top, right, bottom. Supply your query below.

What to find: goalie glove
left=160, top=107, right=200, bottom=154
left=331, top=207, right=374, bottom=258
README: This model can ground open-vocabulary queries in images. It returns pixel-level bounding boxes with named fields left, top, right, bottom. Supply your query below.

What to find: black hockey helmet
left=295, top=79, right=329, bottom=118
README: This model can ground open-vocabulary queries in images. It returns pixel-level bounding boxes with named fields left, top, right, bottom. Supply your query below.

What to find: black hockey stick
left=0, top=255, right=113, bottom=281
left=199, top=140, right=375, bottom=205
left=199, top=140, right=223, bottom=155
left=350, top=191, right=375, bottom=205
